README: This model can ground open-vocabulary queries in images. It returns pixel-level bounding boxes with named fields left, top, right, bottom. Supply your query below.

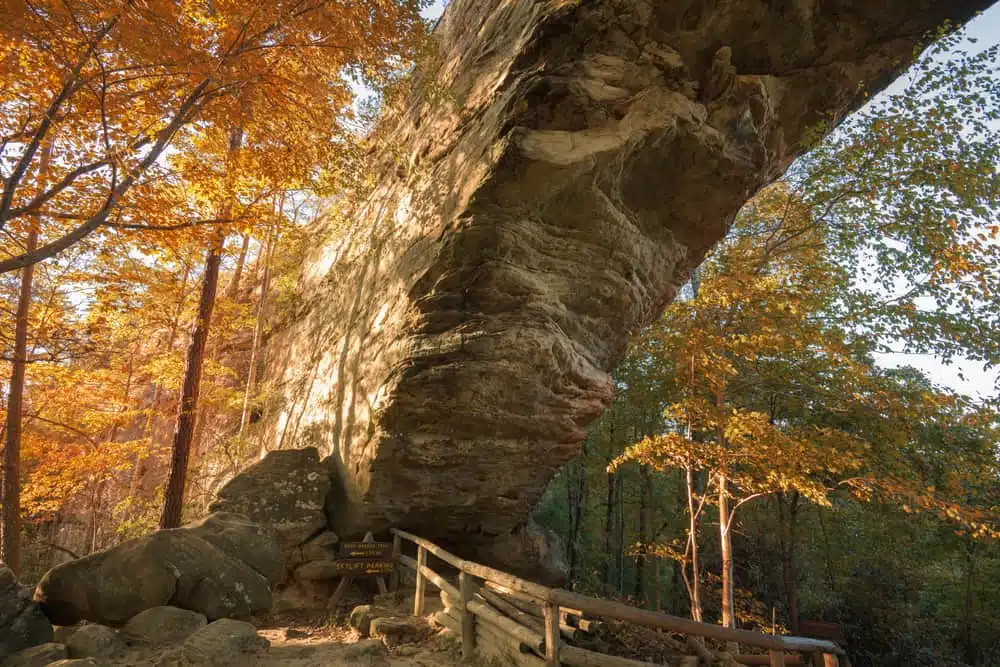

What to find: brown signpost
left=335, top=540, right=394, bottom=575
left=328, top=532, right=394, bottom=610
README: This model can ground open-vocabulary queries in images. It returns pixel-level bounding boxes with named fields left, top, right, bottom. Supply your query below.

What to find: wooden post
left=360, top=531, right=389, bottom=595
left=823, top=655, right=839, bottom=667
left=414, top=545, right=427, bottom=616
left=544, top=601, right=561, bottom=667
left=769, top=650, right=786, bottom=667
left=390, top=533, right=402, bottom=598
left=460, top=571, right=476, bottom=658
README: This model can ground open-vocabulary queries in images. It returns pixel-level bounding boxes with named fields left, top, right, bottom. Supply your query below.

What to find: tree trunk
left=566, top=447, right=587, bottom=588
left=242, top=220, right=276, bottom=443
left=1, top=140, right=51, bottom=573
left=159, top=230, right=226, bottom=529
left=635, top=466, right=650, bottom=602
left=961, top=540, right=976, bottom=665
left=719, top=472, right=735, bottom=629
left=226, top=232, right=250, bottom=301
left=616, top=472, right=625, bottom=594
left=2, top=228, right=37, bottom=574
left=601, top=462, right=617, bottom=592
left=160, top=126, right=242, bottom=529
left=778, top=491, right=801, bottom=633
left=686, top=462, right=703, bottom=622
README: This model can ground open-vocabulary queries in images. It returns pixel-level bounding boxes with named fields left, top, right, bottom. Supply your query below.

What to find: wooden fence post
left=544, top=601, right=561, bottom=667
left=390, top=533, right=401, bottom=597
left=414, top=545, right=427, bottom=616
left=769, top=650, right=786, bottom=667
left=460, top=571, right=476, bottom=658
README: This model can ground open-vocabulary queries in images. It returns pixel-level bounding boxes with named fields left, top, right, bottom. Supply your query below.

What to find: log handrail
left=390, top=527, right=846, bottom=667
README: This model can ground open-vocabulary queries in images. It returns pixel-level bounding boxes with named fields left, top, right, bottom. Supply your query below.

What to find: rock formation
left=0, top=567, right=53, bottom=659
left=35, top=514, right=280, bottom=626
left=265, top=0, right=994, bottom=562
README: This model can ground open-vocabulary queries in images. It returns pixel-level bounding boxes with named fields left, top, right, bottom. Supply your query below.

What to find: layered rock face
left=266, top=0, right=992, bottom=560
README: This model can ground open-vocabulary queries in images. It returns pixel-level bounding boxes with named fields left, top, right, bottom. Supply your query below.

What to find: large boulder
left=35, top=522, right=274, bottom=626
left=209, top=448, right=331, bottom=551
left=0, top=567, right=52, bottom=659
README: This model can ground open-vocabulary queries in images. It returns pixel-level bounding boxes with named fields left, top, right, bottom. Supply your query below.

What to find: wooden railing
left=390, top=528, right=847, bottom=667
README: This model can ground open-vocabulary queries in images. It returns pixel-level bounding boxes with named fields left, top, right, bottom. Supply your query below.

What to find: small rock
left=348, top=605, right=385, bottom=638
left=0, top=642, right=66, bottom=667
left=46, top=660, right=102, bottom=667
left=65, top=626, right=122, bottom=660
left=370, top=616, right=431, bottom=648
left=282, top=628, right=309, bottom=640
left=123, top=607, right=206, bottom=646
left=394, top=645, right=421, bottom=656
left=341, top=639, right=386, bottom=660
left=179, top=619, right=269, bottom=667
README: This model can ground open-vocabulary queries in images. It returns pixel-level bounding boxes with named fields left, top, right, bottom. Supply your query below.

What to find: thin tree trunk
left=686, top=462, right=703, bottom=622
left=160, top=127, right=242, bottom=529
left=1, top=140, right=51, bottom=573
left=159, top=230, right=225, bottom=529
left=635, top=466, right=650, bottom=602
left=961, top=540, right=976, bottom=664
left=566, top=448, right=587, bottom=588
left=616, top=473, right=625, bottom=594
left=654, top=556, right=662, bottom=611
left=2, top=229, right=37, bottom=574
left=242, top=218, right=277, bottom=443
left=719, top=472, right=735, bottom=629
left=778, top=491, right=801, bottom=633
left=226, top=233, right=250, bottom=301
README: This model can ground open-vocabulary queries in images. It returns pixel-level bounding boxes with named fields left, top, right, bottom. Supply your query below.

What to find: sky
left=416, top=1, right=1000, bottom=399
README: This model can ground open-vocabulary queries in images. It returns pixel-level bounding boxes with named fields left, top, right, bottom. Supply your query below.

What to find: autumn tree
left=0, top=0, right=427, bottom=273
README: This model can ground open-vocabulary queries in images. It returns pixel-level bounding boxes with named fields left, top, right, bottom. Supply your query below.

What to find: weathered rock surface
left=0, top=567, right=53, bottom=659
left=265, top=0, right=993, bottom=561
left=35, top=518, right=274, bottom=626
left=64, top=625, right=123, bottom=660
left=209, top=448, right=330, bottom=551
left=0, top=642, right=66, bottom=667
left=46, top=660, right=101, bottom=667
left=158, top=619, right=269, bottom=667
left=122, top=607, right=207, bottom=646
left=348, top=605, right=391, bottom=638
left=286, top=531, right=339, bottom=572
left=184, top=513, right=283, bottom=585
left=370, top=617, right=431, bottom=648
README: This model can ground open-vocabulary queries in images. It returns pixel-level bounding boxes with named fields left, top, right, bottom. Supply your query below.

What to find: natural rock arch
left=265, top=0, right=993, bottom=566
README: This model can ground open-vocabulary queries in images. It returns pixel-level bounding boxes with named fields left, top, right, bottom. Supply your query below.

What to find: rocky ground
left=1, top=606, right=470, bottom=667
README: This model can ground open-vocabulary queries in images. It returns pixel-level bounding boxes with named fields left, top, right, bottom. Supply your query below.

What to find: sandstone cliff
left=265, top=0, right=992, bottom=564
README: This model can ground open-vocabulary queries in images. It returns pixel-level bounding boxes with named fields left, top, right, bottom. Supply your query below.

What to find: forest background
left=1, top=1, right=999, bottom=666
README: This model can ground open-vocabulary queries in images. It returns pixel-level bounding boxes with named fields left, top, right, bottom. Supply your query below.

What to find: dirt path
left=257, top=622, right=469, bottom=667
left=111, top=613, right=469, bottom=667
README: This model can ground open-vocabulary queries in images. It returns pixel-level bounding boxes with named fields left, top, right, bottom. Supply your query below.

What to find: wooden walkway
left=389, top=528, right=847, bottom=667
